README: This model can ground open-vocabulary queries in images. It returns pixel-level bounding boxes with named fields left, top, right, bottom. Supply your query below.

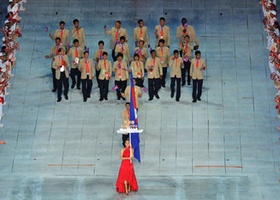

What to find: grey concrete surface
left=0, top=0, right=280, bottom=199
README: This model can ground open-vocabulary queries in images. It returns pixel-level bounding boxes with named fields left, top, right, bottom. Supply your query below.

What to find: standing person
left=67, top=39, right=83, bottom=90
left=134, top=40, right=148, bottom=66
left=104, top=20, right=129, bottom=61
left=52, top=47, right=70, bottom=102
left=145, top=50, right=162, bottom=100
left=97, top=51, right=112, bottom=101
left=176, top=18, right=199, bottom=56
left=133, top=19, right=150, bottom=47
left=113, top=53, right=129, bottom=100
left=156, top=39, right=170, bottom=87
left=180, top=35, right=194, bottom=86
left=116, top=139, right=138, bottom=195
left=122, top=78, right=142, bottom=110
left=121, top=102, right=130, bottom=146
left=130, top=54, right=144, bottom=87
left=78, top=51, right=94, bottom=102
left=49, top=21, right=70, bottom=51
left=190, top=51, right=206, bottom=103
left=93, top=40, right=108, bottom=88
left=169, top=50, right=184, bottom=101
left=154, top=17, right=170, bottom=48
left=71, top=19, right=87, bottom=50
left=115, top=36, right=131, bottom=63
left=45, top=37, right=62, bottom=92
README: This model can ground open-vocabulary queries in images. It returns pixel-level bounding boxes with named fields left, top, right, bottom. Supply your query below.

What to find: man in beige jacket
left=71, top=19, right=86, bottom=50
left=145, top=50, right=163, bottom=100
left=190, top=51, right=206, bottom=103
left=104, top=20, right=129, bottom=61
left=134, top=19, right=150, bottom=47
left=52, top=47, right=70, bottom=102
left=180, top=35, right=194, bottom=86
left=93, top=40, right=108, bottom=88
left=169, top=50, right=184, bottom=101
left=156, top=39, right=170, bottom=87
left=154, top=17, right=170, bottom=47
left=115, top=36, right=130, bottom=63
left=78, top=51, right=94, bottom=102
left=49, top=21, right=70, bottom=52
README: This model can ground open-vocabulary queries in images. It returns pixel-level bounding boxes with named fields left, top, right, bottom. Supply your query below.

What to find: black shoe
left=52, top=89, right=56, bottom=92
left=117, top=97, right=121, bottom=100
left=71, top=84, right=75, bottom=89
left=182, top=83, right=185, bottom=86
left=192, top=100, right=197, bottom=103
left=162, top=84, right=166, bottom=88
left=83, top=99, right=87, bottom=102
left=121, top=97, right=126, bottom=101
left=197, top=97, right=201, bottom=101
left=176, top=99, right=180, bottom=102
left=105, top=97, right=108, bottom=100
left=155, top=94, right=160, bottom=99
left=187, top=82, right=191, bottom=85
left=148, top=98, right=153, bottom=101
left=77, top=87, right=81, bottom=90
left=64, top=95, right=68, bottom=100
left=87, top=95, right=91, bottom=98
left=57, top=98, right=61, bottom=102
left=99, top=98, right=103, bottom=101
left=171, top=94, right=174, bottom=98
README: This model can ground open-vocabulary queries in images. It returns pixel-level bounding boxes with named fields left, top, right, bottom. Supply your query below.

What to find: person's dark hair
left=195, top=50, right=201, bottom=55
left=139, top=40, right=145, bottom=44
left=160, top=17, right=165, bottom=21
left=84, top=51, right=89, bottom=55
left=125, top=102, right=130, bottom=106
left=73, top=19, right=79, bottom=24
left=150, top=49, right=156, bottom=54
left=159, top=39, right=165, bottom=44
left=184, top=35, right=190, bottom=39
left=173, top=50, right=179, bottom=54
left=102, top=51, right=108, bottom=56
left=120, top=36, right=126, bottom=41
left=181, top=18, right=187, bottom=23
left=134, top=54, right=139, bottom=59
left=138, top=19, right=143, bottom=24
left=117, top=52, right=123, bottom=58
left=58, top=48, right=64, bottom=52
left=59, top=21, right=65, bottom=25
left=73, top=39, right=79, bottom=44
left=98, top=40, right=104, bottom=46
left=116, top=20, right=122, bottom=25
left=55, top=37, right=61, bottom=41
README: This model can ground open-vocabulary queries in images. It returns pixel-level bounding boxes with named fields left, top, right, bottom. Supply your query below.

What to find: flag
left=112, top=85, right=119, bottom=90
left=129, top=71, right=141, bottom=162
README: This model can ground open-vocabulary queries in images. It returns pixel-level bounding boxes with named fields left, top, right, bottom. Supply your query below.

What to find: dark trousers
left=112, top=49, right=117, bottom=62
left=171, top=77, right=181, bottom=100
left=135, top=78, right=144, bottom=88
left=70, top=68, right=81, bottom=88
left=81, top=75, right=93, bottom=101
left=161, top=67, right=167, bottom=87
left=148, top=78, right=160, bottom=99
left=95, top=69, right=100, bottom=87
left=115, top=80, right=127, bottom=99
left=57, top=72, right=69, bottom=99
left=99, top=79, right=109, bottom=99
left=182, top=61, right=191, bottom=85
left=51, top=68, right=57, bottom=90
left=192, top=79, right=203, bottom=101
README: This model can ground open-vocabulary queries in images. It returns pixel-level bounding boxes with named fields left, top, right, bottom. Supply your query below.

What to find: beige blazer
left=78, top=58, right=95, bottom=80
left=48, top=45, right=61, bottom=59
left=67, top=46, right=84, bottom=68
left=134, top=47, right=148, bottom=64
left=52, top=55, right=70, bottom=79
left=71, top=27, right=86, bottom=49
left=50, top=28, right=70, bottom=47
left=190, top=58, right=206, bottom=80
left=156, top=46, right=170, bottom=67
left=169, top=57, right=184, bottom=78
left=145, top=57, right=163, bottom=79
left=105, top=27, right=129, bottom=50
left=133, top=26, right=150, bottom=46
left=97, top=59, right=112, bottom=80
left=154, top=25, right=170, bottom=47
left=176, top=25, right=199, bottom=46
left=113, top=60, right=129, bottom=81
left=115, top=43, right=131, bottom=62
left=179, top=42, right=194, bottom=61
left=124, top=85, right=142, bottom=108
left=130, top=61, right=144, bottom=78
left=93, top=49, right=108, bottom=62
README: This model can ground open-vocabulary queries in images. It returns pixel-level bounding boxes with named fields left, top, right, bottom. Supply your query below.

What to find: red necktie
left=184, top=45, right=188, bottom=55
left=85, top=59, right=89, bottom=73
left=160, top=26, right=164, bottom=37
left=60, top=30, right=64, bottom=39
left=76, top=29, right=80, bottom=38
left=196, top=59, right=199, bottom=68
left=139, top=28, right=143, bottom=39
left=104, top=60, right=107, bottom=69
left=75, top=48, right=78, bottom=58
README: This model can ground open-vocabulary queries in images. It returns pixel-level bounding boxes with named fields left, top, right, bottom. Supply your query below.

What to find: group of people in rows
left=45, top=17, right=207, bottom=104
left=0, top=0, right=27, bottom=128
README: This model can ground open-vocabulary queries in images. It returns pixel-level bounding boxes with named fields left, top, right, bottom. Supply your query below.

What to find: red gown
left=116, top=147, right=138, bottom=193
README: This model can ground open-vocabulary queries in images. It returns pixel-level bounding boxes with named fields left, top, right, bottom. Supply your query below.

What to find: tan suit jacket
left=93, top=49, right=108, bottom=62
left=179, top=42, right=194, bottom=60
left=156, top=46, right=170, bottom=67
left=113, top=61, right=129, bottom=81
left=52, top=55, right=70, bottom=79
left=71, top=27, right=86, bottom=49
left=190, top=58, right=206, bottom=80
left=124, top=85, right=142, bottom=108
left=97, top=59, right=112, bottom=80
left=133, top=26, right=150, bottom=46
left=145, top=57, right=163, bottom=79
left=154, top=25, right=170, bottom=47
left=78, top=58, right=95, bottom=80
left=130, top=61, right=144, bottom=78
left=105, top=27, right=129, bottom=50
left=67, top=46, right=84, bottom=68
left=134, top=47, right=148, bottom=64
left=176, top=25, right=199, bottom=46
left=169, top=57, right=184, bottom=78
left=115, top=43, right=130, bottom=62
left=50, top=28, right=70, bottom=48
left=48, top=45, right=61, bottom=59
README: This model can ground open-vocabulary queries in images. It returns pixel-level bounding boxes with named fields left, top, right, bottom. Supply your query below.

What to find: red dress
left=116, top=147, right=138, bottom=193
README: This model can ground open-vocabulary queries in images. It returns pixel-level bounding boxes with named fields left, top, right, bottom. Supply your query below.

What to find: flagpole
left=129, top=132, right=132, bottom=164
left=130, top=65, right=133, bottom=164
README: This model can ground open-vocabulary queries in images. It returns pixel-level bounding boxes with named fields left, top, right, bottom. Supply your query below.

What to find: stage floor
left=0, top=0, right=280, bottom=199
